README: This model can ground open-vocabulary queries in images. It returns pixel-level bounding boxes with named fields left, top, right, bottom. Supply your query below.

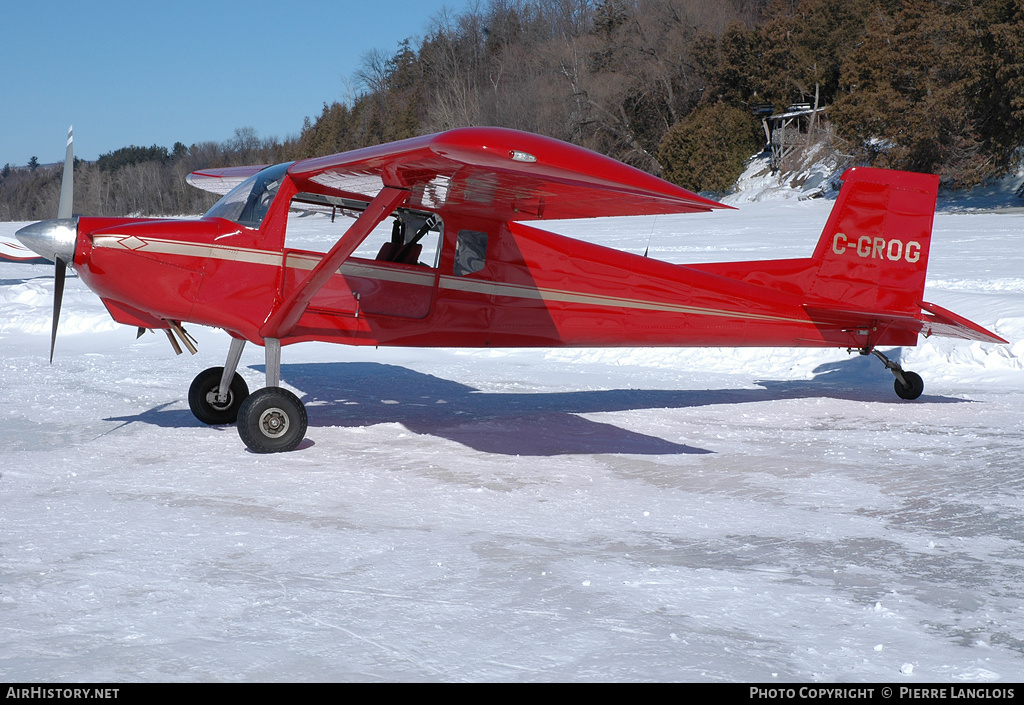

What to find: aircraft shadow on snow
left=103, top=350, right=964, bottom=457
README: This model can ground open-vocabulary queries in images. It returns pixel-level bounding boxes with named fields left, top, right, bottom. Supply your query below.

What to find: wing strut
left=260, top=186, right=410, bottom=339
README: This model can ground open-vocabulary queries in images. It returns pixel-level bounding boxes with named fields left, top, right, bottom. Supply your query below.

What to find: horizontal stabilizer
left=803, top=301, right=1007, bottom=345
left=920, top=301, right=1008, bottom=344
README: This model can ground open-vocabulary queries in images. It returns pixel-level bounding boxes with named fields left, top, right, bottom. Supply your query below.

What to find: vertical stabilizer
left=810, top=167, right=939, bottom=313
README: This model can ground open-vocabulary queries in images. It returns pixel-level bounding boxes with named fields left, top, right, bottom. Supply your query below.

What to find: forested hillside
left=4, top=0, right=1022, bottom=219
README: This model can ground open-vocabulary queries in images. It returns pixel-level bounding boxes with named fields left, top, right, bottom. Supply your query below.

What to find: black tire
left=237, top=387, right=308, bottom=453
left=188, top=367, right=250, bottom=424
left=894, top=371, right=924, bottom=400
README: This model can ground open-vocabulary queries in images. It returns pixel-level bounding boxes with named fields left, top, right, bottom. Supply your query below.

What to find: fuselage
left=67, top=197, right=911, bottom=353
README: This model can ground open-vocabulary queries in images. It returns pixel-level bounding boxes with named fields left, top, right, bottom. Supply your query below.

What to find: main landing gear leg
left=866, top=348, right=924, bottom=400
left=235, top=337, right=308, bottom=453
left=187, top=337, right=250, bottom=424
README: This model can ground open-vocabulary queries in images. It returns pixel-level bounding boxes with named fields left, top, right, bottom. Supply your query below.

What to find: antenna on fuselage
left=642, top=215, right=658, bottom=258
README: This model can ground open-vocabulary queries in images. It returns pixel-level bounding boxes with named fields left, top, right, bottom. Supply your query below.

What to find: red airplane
left=15, top=126, right=1007, bottom=452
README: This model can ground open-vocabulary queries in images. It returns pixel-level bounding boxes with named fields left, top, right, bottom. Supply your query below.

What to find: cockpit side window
left=205, top=162, right=292, bottom=228
left=375, top=212, right=441, bottom=266
left=284, top=193, right=443, bottom=269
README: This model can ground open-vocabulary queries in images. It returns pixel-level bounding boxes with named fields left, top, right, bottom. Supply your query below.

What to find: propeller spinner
left=15, top=126, right=76, bottom=362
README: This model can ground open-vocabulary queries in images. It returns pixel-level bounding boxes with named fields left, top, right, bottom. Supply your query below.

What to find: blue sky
left=0, top=0, right=469, bottom=166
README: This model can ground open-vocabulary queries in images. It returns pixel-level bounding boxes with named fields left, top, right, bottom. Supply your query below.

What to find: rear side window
left=454, top=230, right=488, bottom=276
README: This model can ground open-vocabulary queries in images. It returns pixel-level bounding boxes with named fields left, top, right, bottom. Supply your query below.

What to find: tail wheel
left=868, top=349, right=925, bottom=401
left=188, top=367, right=249, bottom=424
left=894, top=371, right=924, bottom=400
left=237, top=387, right=307, bottom=453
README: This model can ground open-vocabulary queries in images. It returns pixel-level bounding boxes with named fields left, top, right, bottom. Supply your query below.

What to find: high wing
left=283, top=127, right=728, bottom=220
left=186, top=165, right=268, bottom=196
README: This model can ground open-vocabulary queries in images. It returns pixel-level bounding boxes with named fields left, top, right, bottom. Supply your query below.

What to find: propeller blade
left=50, top=257, right=67, bottom=363
left=49, top=128, right=74, bottom=363
left=58, top=127, right=74, bottom=219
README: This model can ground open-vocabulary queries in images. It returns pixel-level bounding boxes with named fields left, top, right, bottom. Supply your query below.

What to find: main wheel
left=236, top=387, right=308, bottom=453
left=894, top=370, right=924, bottom=400
left=188, top=367, right=250, bottom=424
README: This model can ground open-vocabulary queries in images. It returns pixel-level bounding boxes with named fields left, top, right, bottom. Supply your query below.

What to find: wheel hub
left=258, top=407, right=290, bottom=438
left=205, top=387, right=232, bottom=411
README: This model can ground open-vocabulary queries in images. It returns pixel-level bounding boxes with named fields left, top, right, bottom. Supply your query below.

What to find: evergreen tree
left=657, top=102, right=763, bottom=193
left=829, top=0, right=1017, bottom=186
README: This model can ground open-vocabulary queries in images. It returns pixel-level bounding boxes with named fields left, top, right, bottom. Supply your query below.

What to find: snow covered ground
left=1, top=195, right=1023, bottom=682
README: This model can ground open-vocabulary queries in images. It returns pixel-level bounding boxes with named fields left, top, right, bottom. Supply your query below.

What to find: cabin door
left=281, top=205, right=441, bottom=320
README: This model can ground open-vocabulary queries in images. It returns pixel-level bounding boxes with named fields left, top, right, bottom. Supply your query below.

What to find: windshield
left=204, top=162, right=292, bottom=228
